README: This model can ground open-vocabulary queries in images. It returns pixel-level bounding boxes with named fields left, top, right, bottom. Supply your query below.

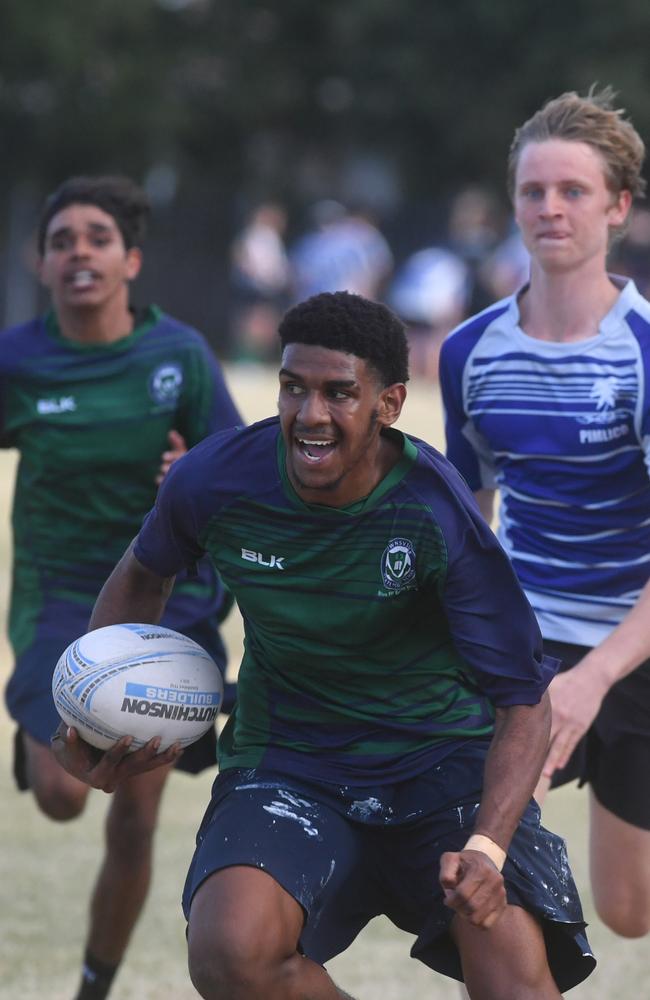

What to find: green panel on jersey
left=197, top=432, right=495, bottom=775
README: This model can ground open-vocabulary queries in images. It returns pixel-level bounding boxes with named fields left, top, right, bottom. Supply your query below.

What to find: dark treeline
left=2, top=0, right=650, bottom=348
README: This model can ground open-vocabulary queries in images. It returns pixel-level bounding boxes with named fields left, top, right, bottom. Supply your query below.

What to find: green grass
left=0, top=368, right=647, bottom=998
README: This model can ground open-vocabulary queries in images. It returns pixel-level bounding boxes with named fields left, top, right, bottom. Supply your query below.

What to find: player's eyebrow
left=48, top=221, right=115, bottom=240
left=279, top=367, right=357, bottom=388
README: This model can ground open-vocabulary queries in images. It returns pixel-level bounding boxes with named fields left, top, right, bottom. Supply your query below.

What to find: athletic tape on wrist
left=463, top=833, right=506, bottom=871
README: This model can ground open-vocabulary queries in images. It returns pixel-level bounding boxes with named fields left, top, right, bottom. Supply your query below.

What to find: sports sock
left=74, top=950, right=118, bottom=1000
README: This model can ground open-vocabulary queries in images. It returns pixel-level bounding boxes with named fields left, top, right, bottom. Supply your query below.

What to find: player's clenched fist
left=439, top=849, right=507, bottom=929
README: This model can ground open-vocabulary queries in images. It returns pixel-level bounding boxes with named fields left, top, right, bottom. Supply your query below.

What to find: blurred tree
left=1, top=0, right=650, bottom=340
left=2, top=0, right=650, bottom=197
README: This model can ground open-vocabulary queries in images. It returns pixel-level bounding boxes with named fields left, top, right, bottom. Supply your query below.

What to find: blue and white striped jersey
left=439, top=278, right=650, bottom=648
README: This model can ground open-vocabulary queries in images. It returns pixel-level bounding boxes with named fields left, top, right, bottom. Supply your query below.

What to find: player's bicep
left=135, top=459, right=206, bottom=577
left=440, top=516, right=555, bottom=705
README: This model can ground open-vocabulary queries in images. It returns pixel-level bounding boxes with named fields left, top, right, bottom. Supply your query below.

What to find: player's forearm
left=89, top=542, right=175, bottom=630
left=472, top=695, right=551, bottom=853
left=575, top=575, right=650, bottom=689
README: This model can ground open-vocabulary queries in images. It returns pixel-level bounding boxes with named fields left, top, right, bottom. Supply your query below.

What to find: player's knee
left=23, top=735, right=88, bottom=820
left=593, top=869, right=650, bottom=938
left=188, top=932, right=271, bottom=1000
left=595, top=897, right=650, bottom=938
left=33, top=781, right=87, bottom=821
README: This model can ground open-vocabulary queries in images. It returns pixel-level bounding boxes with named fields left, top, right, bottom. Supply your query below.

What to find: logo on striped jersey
left=149, top=363, right=183, bottom=405
left=381, top=538, right=416, bottom=592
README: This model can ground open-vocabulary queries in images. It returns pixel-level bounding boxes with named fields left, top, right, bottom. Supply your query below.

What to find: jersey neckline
left=43, top=304, right=161, bottom=351
left=509, top=275, right=641, bottom=349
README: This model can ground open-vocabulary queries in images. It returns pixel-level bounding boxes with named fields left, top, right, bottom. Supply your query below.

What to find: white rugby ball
left=52, top=623, right=223, bottom=752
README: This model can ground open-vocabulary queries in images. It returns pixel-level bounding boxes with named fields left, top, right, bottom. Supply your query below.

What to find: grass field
left=0, top=366, right=647, bottom=998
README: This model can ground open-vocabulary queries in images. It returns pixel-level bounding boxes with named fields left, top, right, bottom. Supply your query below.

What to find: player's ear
left=125, top=246, right=143, bottom=282
left=609, top=188, right=633, bottom=228
left=377, top=383, right=407, bottom=428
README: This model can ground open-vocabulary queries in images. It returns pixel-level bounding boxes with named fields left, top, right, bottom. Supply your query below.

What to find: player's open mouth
left=67, top=270, right=99, bottom=289
left=296, top=437, right=338, bottom=463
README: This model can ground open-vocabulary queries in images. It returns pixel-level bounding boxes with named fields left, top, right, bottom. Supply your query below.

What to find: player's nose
left=539, top=189, right=562, bottom=217
left=70, top=236, right=92, bottom=258
left=298, top=390, right=329, bottom=425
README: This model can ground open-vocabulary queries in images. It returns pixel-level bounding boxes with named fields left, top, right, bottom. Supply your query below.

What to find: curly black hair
left=278, top=291, right=410, bottom=386
left=38, top=175, right=150, bottom=254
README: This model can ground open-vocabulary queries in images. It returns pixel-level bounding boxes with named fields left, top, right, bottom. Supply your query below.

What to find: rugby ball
left=52, top=623, right=223, bottom=752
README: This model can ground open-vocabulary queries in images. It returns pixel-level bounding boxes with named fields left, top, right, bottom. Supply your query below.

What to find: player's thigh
left=188, top=865, right=305, bottom=977
left=451, top=905, right=561, bottom=1000
left=23, top=731, right=89, bottom=818
left=182, top=770, right=371, bottom=966
left=590, top=790, right=650, bottom=937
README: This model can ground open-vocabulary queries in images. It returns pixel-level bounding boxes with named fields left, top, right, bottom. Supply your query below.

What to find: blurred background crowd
left=228, top=191, right=650, bottom=378
left=2, top=0, right=650, bottom=380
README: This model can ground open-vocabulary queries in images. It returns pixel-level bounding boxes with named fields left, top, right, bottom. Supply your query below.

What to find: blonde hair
left=507, top=86, right=646, bottom=202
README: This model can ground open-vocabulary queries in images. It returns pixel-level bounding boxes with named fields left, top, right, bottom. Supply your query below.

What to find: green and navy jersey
left=0, top=306, right=241, bottom=655
left=135, top=417, right=556, bottom=785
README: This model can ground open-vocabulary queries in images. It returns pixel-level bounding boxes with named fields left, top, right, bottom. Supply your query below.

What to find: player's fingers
left=543, top=730, right=578, bottom=777
left=50, top=720, right=70, bottom=745
left=111, top=741, right=183, bottom=787
left=83, top=736, right=135, bottom=786
left=88, top=737, right=172, bottom=792
left=442, top=870, right=483, bottom=912
left=473, top=899, right=506, bottom=930
left=439, top=851, right=463, bottom=890
left=443, top=849, right=506, bottom=916
left=51, top=724, right=104, bottom=777
left=124, top=738, right=183, bottom=768
left=167, top=428, right=187, bottom=452
left=448, top=874, right=506, bottom=926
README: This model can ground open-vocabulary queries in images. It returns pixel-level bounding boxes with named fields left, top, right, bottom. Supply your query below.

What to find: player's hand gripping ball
left=52, top=623, right=223, bottom=752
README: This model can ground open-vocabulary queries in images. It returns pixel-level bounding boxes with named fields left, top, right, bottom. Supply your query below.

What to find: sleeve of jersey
left=438, top=333, right=484, bottom=491
left=133, top=453, right=207, bottom=578
left=182, top=337, right=242, bottom=445
left=435, top=489, right=559, bottom=706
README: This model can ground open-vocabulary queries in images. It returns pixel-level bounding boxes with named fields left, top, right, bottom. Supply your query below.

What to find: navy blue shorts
left=183, top=743, right=595, bottom=991
left=5, top=592, right=229, bottom=781
left=546, top=640, right=650, bottom=830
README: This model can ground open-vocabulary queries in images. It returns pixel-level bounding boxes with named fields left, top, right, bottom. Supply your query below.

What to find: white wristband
left=463, top=834, right=506, bottom=871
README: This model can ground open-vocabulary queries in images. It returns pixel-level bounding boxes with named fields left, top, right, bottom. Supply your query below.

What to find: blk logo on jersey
left=241, top=548, right=285, bottom=570
left=381, top=538, right=416, bottom=592
left=37, top=396, right=76, bottom=414
left=149, top=363, right=183, bottom=405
